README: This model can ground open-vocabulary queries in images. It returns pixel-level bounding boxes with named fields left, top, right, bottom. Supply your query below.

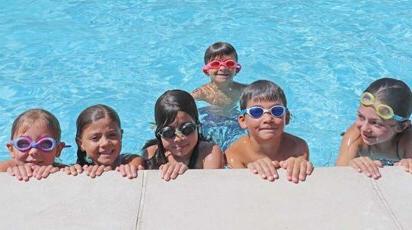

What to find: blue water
left=1, top=1, right=411, bottom=166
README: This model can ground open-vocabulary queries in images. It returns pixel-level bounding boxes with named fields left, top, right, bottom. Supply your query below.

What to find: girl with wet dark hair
left=337, top=77, right=412, bottom=179
left=142, top=89, right=224, bottom=181
left=64, top=104, right=144, bottom=179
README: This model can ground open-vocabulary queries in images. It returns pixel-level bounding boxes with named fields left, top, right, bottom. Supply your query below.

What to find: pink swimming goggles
left=202, top=59, right=242, bottom=74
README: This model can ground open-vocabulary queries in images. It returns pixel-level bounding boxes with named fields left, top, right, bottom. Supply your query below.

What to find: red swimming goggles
left=202, top=59, right=242, bottom=74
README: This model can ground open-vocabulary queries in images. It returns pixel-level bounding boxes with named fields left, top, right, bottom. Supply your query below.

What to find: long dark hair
left=75, top=104, right=122, bottom=166
left=143, top=89, right=205, bottom=169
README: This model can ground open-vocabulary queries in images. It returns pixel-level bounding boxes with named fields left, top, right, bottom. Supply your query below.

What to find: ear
left=6, top=143, right=16, bottom=159
left=202, top=66, right=209, bottom=75
left=395, top=120, right=411, bottom=133
left=235, top=63, right=242, bottom=73
left=238, top=115, right=248, bottom=129
left=55, top=142, right=65, bottom=158
left=285, top=111, right=291, bottom=125
left=76, top=137, right=84, bottom=152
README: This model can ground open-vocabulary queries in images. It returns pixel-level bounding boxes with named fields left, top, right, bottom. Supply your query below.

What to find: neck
left=211, top=81, right=233, bottom=90
left=249, top=134, right=282, bottom=159
left=370, top=137, right=398, bottom=154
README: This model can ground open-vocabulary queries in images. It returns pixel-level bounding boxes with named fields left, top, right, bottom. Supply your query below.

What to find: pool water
left=1, top=1, right=411, bottom=166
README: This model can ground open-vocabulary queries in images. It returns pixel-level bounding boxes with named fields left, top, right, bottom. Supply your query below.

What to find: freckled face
left=205, top=54, right=238, bottom=84
left=78, top=117, right=122, bottom=166
left=356, top=105, right=398, bottom=145
left=7, top=120, right=62, bottom=166
left=160, top=111, right=198, bottom=159
left=242, top=100, right=286, bottom=141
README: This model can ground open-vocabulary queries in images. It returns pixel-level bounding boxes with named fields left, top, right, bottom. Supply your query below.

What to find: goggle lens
left=15, top=138, right=31, bottom=150
left=376, top=105, right=394, bottom=120
left=158, top=123, right=197, bottom=139
left=209, top=60, right=221, bottom=68
left=271, top=106, right=286, bottom=117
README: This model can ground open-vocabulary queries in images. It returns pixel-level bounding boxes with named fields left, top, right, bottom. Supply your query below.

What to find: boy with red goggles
left=192, top=41, right=247, bottom=117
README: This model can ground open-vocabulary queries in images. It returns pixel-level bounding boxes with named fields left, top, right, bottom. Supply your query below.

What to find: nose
left=261, top=112, right=274, bottom=121
left=100, top=136, right=111, bottom=147
left=173, top=132, right=185, bottom=142
left=27, top=147, right=41, bottom=156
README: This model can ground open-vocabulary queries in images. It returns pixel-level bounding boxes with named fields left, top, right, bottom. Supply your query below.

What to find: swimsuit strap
left=188, top=141, right=200, bottom=169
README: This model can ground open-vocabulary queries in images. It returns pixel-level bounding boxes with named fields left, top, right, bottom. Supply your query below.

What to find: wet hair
left=75, top=104, right=121, bottom=166
left=240, top=80, right=288, bottom=110
left=11, top=108, right=61, bottom=141
left=204, top=41, right=238, bottom=64
left=142, top=89, right=205, bottom=169
left=364, top=77, right=412, bottom=119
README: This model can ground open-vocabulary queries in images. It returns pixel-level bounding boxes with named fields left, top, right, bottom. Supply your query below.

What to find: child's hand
left=7, top=164, right=59, bottom=181
left=31, top=165, right=60, bottom=180
left=116, top=164, right=144, bottom=179
left=246, top=157, right=280, bottom=182
left=7, top=163, right=34, bottom=181
left=62, top=164, right=83, bottom=176
left=279, top=157, right=313, bottom=183
left=396, top=158, right=412, bottom=173
left=349, top=156, right=382, bottom=179
left=159, top=162, right=188, bottom=181
left=83, top=164, right=111, bottom=178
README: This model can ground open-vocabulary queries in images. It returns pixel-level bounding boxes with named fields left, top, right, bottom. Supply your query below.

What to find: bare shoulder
left=198, top=141, right=224, bottom=169
left=336, top=123, right=363, bottom=165
left=282, top=132, right=308, bottom=154
left=225, top=136, right=250, bottom=168
left=192, top=83, right=212, bottom=100
left=233, top=81, right=248, bottom=88
left=143, top=145, right=158, bottom=159
left=232, top=81, right=248, bottom=92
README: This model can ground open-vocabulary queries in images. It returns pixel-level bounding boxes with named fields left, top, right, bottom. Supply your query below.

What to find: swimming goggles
left=241, top=105, right=287, bottom=119
left=9, top=136, right=58, bottom=152
left=202, top=59, right=241, bottom=74
left=360, top=92, right=409, bottom=122
left=157, top=122, right=198, bottom=139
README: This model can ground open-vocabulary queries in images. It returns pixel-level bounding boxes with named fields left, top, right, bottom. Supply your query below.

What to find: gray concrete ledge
left=1, top=167, right=411, bottom=230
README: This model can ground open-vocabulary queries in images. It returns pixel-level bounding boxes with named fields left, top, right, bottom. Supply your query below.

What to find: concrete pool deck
left=1, top=167, right=411, bottom=230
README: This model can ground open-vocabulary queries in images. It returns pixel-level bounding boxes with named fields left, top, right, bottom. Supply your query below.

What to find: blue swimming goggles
left=241, top=105, right=287, bottom=119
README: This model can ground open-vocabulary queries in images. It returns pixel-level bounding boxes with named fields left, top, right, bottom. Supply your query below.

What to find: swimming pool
left=1, top=1, right=411, bottom=166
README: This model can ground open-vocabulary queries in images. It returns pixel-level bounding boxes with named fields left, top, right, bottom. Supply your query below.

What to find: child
left=225, top=80, right=313, bottom=183
left=192, top=41, right=248, bottom=150
left=336, top=77, right=412, bottom=179
left=192, top=41, right=247, bottom=116
left=64, top=104, right=144, bottom=179
left=0, top=108, right=68, bottom=181
left=142, top=89, right=224, bottom=181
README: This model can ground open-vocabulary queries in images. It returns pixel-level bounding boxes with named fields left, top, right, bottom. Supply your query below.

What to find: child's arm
left=191, top=87, right=205, bottom=101
left=201, top=142, right=224, bottom=169
left=336, top=124, right=383, bottom=179
left=279, top=140, right=313, bottom=183
left=336, top=123, right=362, bottom=166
